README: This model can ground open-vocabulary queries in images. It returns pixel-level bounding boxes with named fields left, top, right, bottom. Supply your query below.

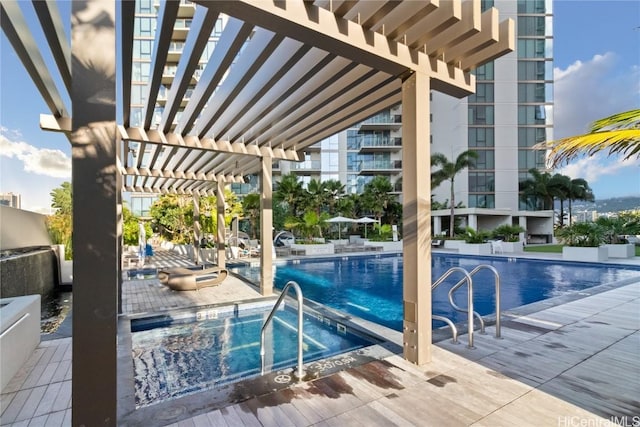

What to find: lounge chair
left=158, top=266, right=228, bottom=291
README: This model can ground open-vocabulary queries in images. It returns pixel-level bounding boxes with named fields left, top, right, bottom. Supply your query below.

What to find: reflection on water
left=232, top=255, right=640, bottom=330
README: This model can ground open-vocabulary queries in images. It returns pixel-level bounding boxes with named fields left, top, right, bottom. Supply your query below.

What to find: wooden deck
left=2, top=250, right=639, bottom=426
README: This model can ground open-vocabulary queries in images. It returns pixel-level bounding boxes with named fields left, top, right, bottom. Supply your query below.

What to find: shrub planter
left=502, top=241, right=524, bottom=253
left=443, top=240, right=465, bottom=250
left=603, top=243, right=635, bottom=258
left=562, top=246, right=608, bottom=262
left=459, top=243, right=492, bottom=256
left=290, top=243, right=335, bottom=256
left=366, top=241, right=403, bottom=252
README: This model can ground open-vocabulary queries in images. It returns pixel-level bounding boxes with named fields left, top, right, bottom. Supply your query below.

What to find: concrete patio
left=1, top=249, right=638, bottom=426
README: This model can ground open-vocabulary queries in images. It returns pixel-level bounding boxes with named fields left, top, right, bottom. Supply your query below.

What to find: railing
left=432, top=267, right=475, bottom=348
left=448, top=265, right=502, bottom=338
left=260, top=281, right=305, bottom=378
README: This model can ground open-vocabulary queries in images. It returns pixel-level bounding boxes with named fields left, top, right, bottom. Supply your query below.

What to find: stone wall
left=0, top=249, right=58, bottom=298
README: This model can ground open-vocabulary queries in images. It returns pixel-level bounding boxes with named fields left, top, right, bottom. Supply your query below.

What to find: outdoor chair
left=491, top=240, right=504, bottom=254
left=158, top=266, right=228, bottom=291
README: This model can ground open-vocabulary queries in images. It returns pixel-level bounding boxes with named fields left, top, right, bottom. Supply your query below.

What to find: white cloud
left=557, top=153, right=640, bottom=184
left=0, top=131, right=71, bottom=178
left=554, top=52, right=640, bottom=138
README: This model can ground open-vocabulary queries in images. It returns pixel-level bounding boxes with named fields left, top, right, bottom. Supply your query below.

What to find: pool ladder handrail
left=448, top=264, right=502, bottom=339
left=431, top=267, right=475, bottom=348
left=260, top=280, right=304, bottom=379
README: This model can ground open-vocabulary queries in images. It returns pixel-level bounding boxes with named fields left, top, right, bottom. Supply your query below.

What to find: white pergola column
left=519, top=216, right=528, bottom=243
left=401, top=71, right=432, bottom=365
left=433, top=216, right=442, bottom=237
left=216, top=181, right=226, bottom=268
left=70, top=0, right=118, bottom=423
left=260, top=157, right=274, bottom=296
left=193, top=193, right=201, bottom=264
left=469, top=214, right=478, bottom=231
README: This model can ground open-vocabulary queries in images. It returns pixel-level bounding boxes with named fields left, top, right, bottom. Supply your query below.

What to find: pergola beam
left=32, top=0, right=71, bottom=93
left=142, top=0, right=181, bottom=129
left=119, top=127, right=298, bottom=161
left=0, top=1, right=68, bottom=118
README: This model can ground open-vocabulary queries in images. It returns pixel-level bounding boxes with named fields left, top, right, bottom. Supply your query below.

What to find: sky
left=1, top=1, right=639, bottom=214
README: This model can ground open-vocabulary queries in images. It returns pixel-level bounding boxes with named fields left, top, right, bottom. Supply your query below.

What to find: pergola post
left=260, top=157, right=274, bottom=295
left=401, top=71, right=432, bottom=365
left=216, top=181, right=226, bottom=268
left=193, top=193, right=201, bottom=264
left=70, top=0, right=118, bottom=424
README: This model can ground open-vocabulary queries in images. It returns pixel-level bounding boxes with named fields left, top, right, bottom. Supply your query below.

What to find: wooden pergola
left=1, top=0, right=513, bottom=424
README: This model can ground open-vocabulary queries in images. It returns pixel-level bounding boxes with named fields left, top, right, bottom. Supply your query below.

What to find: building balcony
left=358, top=137, right=402, bottom=153
left=358, top=160, right=402, bottom=175
left=291, top=160, right=321, bottom=172
left=358, top=114, right=402, bottom=131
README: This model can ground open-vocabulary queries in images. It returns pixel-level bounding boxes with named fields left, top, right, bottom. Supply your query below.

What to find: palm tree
left=550, top=173, right=571, bottom=227
left=540, top=109, right=640, bottom=167
left=567, top=178, right=594, bottom=226
left=360, top=176, right=395, bottom=222
left=519, top=168, right=556, bottom=211
left=241, top=193, right=261, bottom=238
left=305, top=178, right=326, bottom=215
left=274, top=173, right=303, bottom=217
left=431, top=150, right=478, bottom=238
left=323, top=179, right=345, bottom=215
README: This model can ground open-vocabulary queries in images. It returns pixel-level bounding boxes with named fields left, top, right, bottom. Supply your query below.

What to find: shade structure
left=326, top=216, right=356, bottom=240
left=356, top=217, right=379, bottom=238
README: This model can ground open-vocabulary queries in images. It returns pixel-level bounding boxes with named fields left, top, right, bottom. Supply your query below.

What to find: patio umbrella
left=326, top=216, right=355, bottom=240
left=356, top=217, right=379, bottom=238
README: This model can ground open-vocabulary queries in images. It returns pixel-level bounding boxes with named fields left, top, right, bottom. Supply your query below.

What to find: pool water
left=131, top=303, right=375, bottom=407
left=231, top=254, right=640, bottom=330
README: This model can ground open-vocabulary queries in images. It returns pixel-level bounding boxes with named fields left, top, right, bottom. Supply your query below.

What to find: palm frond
left=538, top=129, right=640, bottom=167
left=590, top=109, right=640, bottom=132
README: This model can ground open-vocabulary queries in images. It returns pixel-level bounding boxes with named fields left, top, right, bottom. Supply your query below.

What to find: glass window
left=135, top=17, right=154, bottom=38
left=518, top=149, right=546, bottom=169
left=347, top=152, right=359, bottom=171
left=131, top=84, right=145, bottom=105
left=518, top=127, right=547, bottom=147
left=517, top=0, right=548, bottom=14
left=133, top=40, right=153, bottom=60
left=136, top=0, right=153, bottom=14
left=469, top=105, right=494, bottom=125
left=517, top=39, right=547, bottom=59
left=468, top=194, right=495, bottom=209
left=469, top=83, right=494, bottom=103
left=473, top=62, right=494, bottom=80
left=469, top=127, right=495, bottom=147
left=518, top=106, right=547, bottom=125
left=518, top=16, right=546, bottom=37
left=517, top=60, right=549, bottom=81
left=347, top=130, right=360, bottom=150
left=132, top=62, right=150, bottom=82
left=518, top=83, right=547, bottom=103
left=469, top=172, right=495, bottom=192
left=470, top=150, right=495, bottom=170
left=481, top=0, right=494, bottom=12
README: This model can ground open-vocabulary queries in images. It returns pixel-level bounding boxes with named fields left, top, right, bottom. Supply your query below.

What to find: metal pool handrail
left=260, top=280, right=304, bottom=379
left=432, top=267, right=475, bottom=348
left=448, top=264, right=502, bottom=339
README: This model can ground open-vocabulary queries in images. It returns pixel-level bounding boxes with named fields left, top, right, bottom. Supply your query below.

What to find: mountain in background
left=562, top=196, right=640, bottom=213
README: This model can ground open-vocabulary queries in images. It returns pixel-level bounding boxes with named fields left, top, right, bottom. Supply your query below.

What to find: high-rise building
left=276, top=0, right=554, bottom=241
left=0, top=192, right=21, bottom=209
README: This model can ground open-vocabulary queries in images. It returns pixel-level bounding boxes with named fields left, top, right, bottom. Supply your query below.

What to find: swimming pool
left=231, top=254, right=640, bottom=330
left=130, top=301, right=377, bottom=407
